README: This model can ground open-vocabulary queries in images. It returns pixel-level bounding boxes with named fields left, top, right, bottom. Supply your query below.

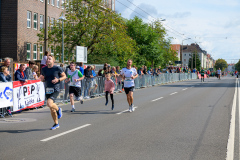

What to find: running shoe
left=71, top=108, right=75, bottom=112
left=112, top=104, right=114, bottom=110
left=105, top=100, right=108, bottom=106
left=51, top=123, right=60, bottom=130
left=129, top=106, right=132, bottom=112
left=57, top=107, right=63, bottom=119
left=131, top=105, right=135, bottom=112
left=80, top=96, right=84, bottom=104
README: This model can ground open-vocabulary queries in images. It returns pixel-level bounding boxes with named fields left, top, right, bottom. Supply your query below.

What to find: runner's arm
left=59, top=72, right=67, bottom=82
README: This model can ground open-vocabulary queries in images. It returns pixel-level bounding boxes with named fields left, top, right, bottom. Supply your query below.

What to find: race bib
left=69, top=82, right=76, bottom=86
left=46, top=88, right=54, bottom=94
left=125, top=77, right=132, bottom=81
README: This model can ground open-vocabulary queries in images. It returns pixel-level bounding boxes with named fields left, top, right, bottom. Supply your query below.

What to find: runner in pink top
left=105, top=73, right=115, bottom=110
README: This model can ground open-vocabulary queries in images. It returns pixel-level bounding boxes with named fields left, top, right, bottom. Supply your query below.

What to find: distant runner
left=120, top=59, right=138, bottom=112
left=40, top=55, right=66, bottom=130
left=217, top=68, right=221, bottom=80
left=200, top=68, right=205, bottom=82
left=65, top=62, right=84, bottom=112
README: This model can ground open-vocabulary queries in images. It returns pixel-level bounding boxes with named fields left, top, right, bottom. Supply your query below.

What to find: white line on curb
left=226, top=79, right=238, bottom=160
left=170, top=92, right=178, bottom=95
left=152, top=97, right=163, bottom=102
left=182, top=88, right=188, bottom=91
left=116, top=107, right=138, bottom=115
left=41, top=124, right=91, bottom=142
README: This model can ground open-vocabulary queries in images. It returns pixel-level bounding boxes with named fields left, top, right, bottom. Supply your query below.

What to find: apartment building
left=0, top=0, right=115, bottom=62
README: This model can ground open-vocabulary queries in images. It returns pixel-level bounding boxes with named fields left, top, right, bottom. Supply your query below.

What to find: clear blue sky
left=115, top=0, right=240, bottom=64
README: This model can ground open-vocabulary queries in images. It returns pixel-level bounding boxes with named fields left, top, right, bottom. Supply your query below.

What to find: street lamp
left=181, top=38, right=191, bottom=67
left=59, top=13, right=66, bottom=63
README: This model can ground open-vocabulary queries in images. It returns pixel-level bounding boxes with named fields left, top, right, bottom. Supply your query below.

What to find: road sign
left=76, top=46, right=87, bottom=63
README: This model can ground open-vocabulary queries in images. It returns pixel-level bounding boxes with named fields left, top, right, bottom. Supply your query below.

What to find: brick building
left=0, top=0, right=115, bottom=62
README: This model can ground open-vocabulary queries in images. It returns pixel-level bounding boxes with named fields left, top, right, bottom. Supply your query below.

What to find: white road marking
left=152, top=97, right=163, bottom=102
left=117, top=107, right=138, bottom=115
left=182, top=88, right=188, bottom=91
left=226, top=79, right=238, bottom=160
left=41, top=124, right=91, bottom=142
left=170, top=92, right=178, bottom=95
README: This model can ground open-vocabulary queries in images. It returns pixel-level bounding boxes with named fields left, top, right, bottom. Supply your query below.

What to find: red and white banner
left=12, top=80, right=45, bottom=111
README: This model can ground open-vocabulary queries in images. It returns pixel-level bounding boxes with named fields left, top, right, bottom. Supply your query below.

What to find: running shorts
left=69, top=86, right=81, bottom=97
left=46, top=91, right=59, bottom=102
left=124, top=86, right=134, bottom=94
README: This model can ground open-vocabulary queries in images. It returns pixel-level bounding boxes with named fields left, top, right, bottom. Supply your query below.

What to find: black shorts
left=69, top=86, right=81, bottom=97
left=46, top=91, right=59, bottom=102
left=201, top=74, right=204, bottom=77
left=124, top=86, right=134, bottom=94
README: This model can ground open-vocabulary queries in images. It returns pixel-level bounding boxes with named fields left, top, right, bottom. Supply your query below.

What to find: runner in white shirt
left=217, top=68, right=221, bottom=80
left=120, top=59, right=138, bottom=112
left=65, top=62, right=84, bottom=112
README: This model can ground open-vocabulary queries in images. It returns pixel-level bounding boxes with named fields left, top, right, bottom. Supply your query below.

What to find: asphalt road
left=0, top=76, right=238, bottom=160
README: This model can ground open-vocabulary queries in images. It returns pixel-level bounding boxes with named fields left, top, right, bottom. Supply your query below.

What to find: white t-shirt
left=41, top=55, right=48, bottom=65
left=217, top=70, right=221, bottom=74
left=67, top=69, right=83, bottom=87
left=33, top=72, right=38, bottom=79
left=120, top=67, right=137, bottom=88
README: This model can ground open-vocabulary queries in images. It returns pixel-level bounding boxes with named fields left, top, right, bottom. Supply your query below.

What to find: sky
left=115, top=0, right=240, bottom=64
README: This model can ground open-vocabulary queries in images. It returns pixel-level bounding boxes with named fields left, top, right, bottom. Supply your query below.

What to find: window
left=51, top=0, right=55, bottom=6
left=33, top=13, right=38, bottom=30
left=189, top=54, right=191, bottom=56
left=27, top=11, right=31, bottom=28
left=40, top=45, right=43, bottom=59
left=40, top=0, right=43, bottom=2
left=51, top=17, right=55, bottom=30
left=57, top=0, right=60, bottom=7
left=40, top=15, right=44, bottom=29
left=184, top=54, right=186, bottom=56
left=111, top=0, right=115, bottom=11
left=27, top=43, right=31, bottom=60
left=48, top=0, right=50, bottom=4
left=33, top=44, right=37, bottom=60
left=62, top=0, right=65, bottom=9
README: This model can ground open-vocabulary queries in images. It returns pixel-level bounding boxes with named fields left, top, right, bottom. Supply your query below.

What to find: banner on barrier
left=0, top=82, right=13, bottom=108
left=13, top=80, right=45, bottom=111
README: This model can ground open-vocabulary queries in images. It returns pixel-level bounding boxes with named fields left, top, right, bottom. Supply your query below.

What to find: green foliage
left=214, top=58, right=228, bottom=71
left=235, top=59, right=240, bottom=71
left=188, top=52, right=201, bottom=70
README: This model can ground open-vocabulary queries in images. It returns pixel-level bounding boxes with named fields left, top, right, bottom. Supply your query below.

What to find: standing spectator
left=84, top=66, right=93, bottom=99
left=41, top=51, right=49, bottom=70
left=104, top=73, right=115, bottom=110
left=0, top=58, right=11, bottom=75
left=0, top=66, right=12, bottom=82
left=91, top=65, right=98, bottom=96
left=153, top=67, right=159, bottom=76
left=79, top=62, right=84, bottom=75
left=32, top=65, right=40, bottom=80
left=64, top=63, right=71, bottom=100
left=15, top=64, right=28, bottom=82
left=143, top=66, right=148, bottom=75
left=25, top=61, right=35, bottom=80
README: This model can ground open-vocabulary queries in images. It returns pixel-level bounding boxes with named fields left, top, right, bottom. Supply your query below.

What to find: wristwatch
left=58, top=79, right=60, bottom=83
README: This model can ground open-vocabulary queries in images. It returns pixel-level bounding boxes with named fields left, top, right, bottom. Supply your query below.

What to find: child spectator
left=104, top=73, right=115, bottom=110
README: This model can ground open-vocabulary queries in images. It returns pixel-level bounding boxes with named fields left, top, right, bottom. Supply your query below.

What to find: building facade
left=0, top=0, right=115, bottom=62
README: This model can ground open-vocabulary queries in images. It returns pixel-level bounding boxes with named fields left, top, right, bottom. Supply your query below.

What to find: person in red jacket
left=105, top=73, right=115, bottom=110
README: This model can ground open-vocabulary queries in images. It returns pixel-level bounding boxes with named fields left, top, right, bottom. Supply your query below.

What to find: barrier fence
left=0, top=73, right=197, bottom=117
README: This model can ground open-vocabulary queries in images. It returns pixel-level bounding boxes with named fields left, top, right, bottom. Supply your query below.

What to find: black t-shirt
left=41, top=65, right=63, bottom=92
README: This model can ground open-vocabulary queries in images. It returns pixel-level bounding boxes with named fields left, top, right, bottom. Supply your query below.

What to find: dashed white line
left=182, top=88, right=188, bottom=91
left=116, top=107, right=138, bottom=115
left=152, top=97, right=163, bottom=102
left=41, top=124, right=91, bottom=142
left=170, top=92, right=178, bottom=95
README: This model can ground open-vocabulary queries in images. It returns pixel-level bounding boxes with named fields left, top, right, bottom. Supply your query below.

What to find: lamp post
left=181, top=38, right=191, bottom=67
left=59, top=13, right=66, bottom=63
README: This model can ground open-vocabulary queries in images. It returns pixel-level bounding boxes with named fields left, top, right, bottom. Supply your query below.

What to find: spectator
left=138, top=67, right=144, bottom=75
left=25, top=60, right=35, bottom=80
left=32, top=65, right=40, bottom=80
left=153, top=67, right=159, bottom=76
left=64, top=63, right=71, bottom=100
left=0, top=58, right=11, bottom=75
left=41, top=51, right=49, bottom=70
left=91, top=65, right=98, bottom=96
left=79, top=62, right=84, bottom=75
left=98, top=69, right=104, bottom=77
left=84, top=66, right=93, bottom=99
left=0, top=66, right=12, bottom=82
left=116, top=66, right=122, bottom=91
left=143, top=66, right=148, bottom=75
left=15, top=64, right=28, bottom=82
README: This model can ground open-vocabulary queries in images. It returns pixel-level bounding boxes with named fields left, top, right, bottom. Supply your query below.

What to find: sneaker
left=105, top=100, right=108, bottom=106
left=112, top=104, right=114, bottom=110
left=71, top=108, right=75, bottom=112
left=51, top=124, right=60, bottom=130
left=7, top=109, right=12, bottom=116
left=80, top=97, right=84, bottom=104
left=129, top=106, right=132, bottom=112
left=57, top=107, right=62, bottom=119
left=131, top=105, right=135, bottom=112
left=75, top=97, right=80, bottom=101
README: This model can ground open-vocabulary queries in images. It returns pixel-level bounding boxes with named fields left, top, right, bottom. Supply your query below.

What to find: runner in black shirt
left=40, top=55, right=67, bottom=130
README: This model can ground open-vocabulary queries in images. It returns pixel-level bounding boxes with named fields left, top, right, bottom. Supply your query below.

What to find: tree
left=235, top=59, right=240, bottom=71
left=188, top=52, right=201, bottom=70
left=38, top=0, right=136, bottom=65
left=214, top=58, right=228, bottom=71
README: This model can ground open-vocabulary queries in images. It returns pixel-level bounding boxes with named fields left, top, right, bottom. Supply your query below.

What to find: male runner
left=65, top=62, right=84, bottom=112
left=120, top=59, right=138, bottom=112
left=200, top=67, right=205, bottom=82
left=40, top=55, right=66, bottom=130
left=217, top=68, right=221, bottom=80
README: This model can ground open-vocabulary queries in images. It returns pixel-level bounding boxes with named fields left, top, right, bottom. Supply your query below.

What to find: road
left=0, top=76, right=238, bottom=160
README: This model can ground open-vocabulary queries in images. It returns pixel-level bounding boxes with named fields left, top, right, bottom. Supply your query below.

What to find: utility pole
left=44, top=0, right=48, bottom=53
